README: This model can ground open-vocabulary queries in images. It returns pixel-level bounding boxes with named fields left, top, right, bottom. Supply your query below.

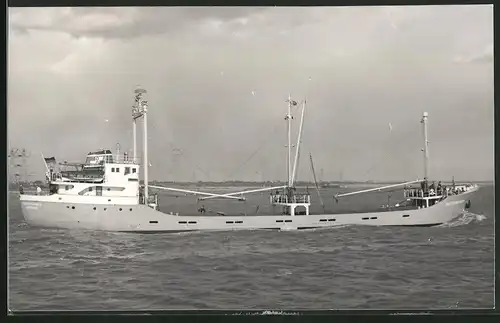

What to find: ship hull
left=19, top=188, right=478, bottom=232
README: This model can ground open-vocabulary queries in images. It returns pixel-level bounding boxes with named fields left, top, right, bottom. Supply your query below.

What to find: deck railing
left=404, top=188, right=445, bottom=198
left=50, top=172, right=104, bottom=183
left=140, top=193, right=158, bottom=205
left=270, top=194, right=311, bottom=204
left=84, top=156, right=141, bottom=166
left=106, top=157, right=141, bottom=165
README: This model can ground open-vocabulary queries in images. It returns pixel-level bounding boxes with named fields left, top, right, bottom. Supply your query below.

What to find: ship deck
left=156, top=204, right=421, bottom=217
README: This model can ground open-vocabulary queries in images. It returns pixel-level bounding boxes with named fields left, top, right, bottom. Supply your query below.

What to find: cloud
left=9, top=7, right=266, bottom=39
left=7, top=6, right=494, bottom=181
left=453, top=43, right=493, bottom=64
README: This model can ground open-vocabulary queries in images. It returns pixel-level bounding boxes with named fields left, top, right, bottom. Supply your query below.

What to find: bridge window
left=111, top=168, right=115, bottom=172
left=132, top=168, right=137, bottom=173
left=125, top=167, right=130, bottom=175
left=116, top=168, right=120, bottom=173
left=89, top=187, right=93, bottom=192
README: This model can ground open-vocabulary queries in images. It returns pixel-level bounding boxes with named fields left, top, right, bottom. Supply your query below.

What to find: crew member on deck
left=421, top=179, right=428, bottom=197
left=36, top=186, right=42, bottom=195
left=429, top=181, right=436, bottom=196
left=437, top=181, right=442, bottom=195
left=19, top=185, right=24, bottom=195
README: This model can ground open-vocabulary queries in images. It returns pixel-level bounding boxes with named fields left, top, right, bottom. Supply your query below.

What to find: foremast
left=132, top=87, right=155, bottom=208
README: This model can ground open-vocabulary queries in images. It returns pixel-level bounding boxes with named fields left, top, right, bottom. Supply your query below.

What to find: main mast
left=421, top=112, right=429, bottom=180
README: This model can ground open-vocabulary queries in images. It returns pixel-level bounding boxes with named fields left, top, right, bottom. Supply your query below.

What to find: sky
left=8, top=5, right=494, bottom=182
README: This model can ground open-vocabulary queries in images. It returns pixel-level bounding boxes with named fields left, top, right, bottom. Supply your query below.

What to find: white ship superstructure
left=19, top=88, right=478, bottom=232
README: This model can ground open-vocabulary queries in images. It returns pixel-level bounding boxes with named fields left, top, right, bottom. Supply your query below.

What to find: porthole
left=129, top=208, right=132, bottom=211
left=119, top=208, right=122, bottom=211
left=108, top=199, right=111, bottom=202
left=104, top=208, right=107, bottom=211
left=66, top=206, right=69, bottom=208
left=71, top=206, right=75, bottom=209
left=93, top=207, right=96, bottom=210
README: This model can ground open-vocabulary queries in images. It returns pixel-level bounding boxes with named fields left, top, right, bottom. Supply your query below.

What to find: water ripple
left=8, top=186, right=494, bottom=310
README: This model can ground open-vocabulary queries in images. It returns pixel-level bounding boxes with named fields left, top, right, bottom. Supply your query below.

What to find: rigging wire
left=225, top=117, right=285, bottom=179
left=146, top=96, right=302, bottom=182
left=147, top=111, right=211, bottom=180
left=226, top=100, right=302, bottom=180
left=169, top=144, right=211, bottom=179
left=362, top=120, right=421, bottom=179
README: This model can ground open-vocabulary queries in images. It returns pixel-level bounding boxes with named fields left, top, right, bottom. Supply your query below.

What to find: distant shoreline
left=149, top=180, right=492, bottom=186
left=9, top=180, right=492, bottom=190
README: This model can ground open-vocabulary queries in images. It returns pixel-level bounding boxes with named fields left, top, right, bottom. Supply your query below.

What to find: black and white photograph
left=7, top=5, right=494, bottom=311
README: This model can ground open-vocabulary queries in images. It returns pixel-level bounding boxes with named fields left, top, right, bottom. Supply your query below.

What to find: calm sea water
left=8, top=185, right=494, bottom=311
